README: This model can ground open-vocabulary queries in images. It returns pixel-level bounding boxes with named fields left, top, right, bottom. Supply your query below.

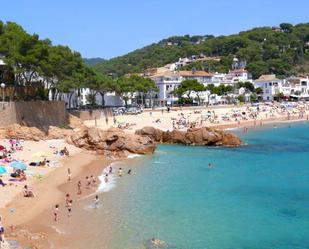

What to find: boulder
left=67, top=127, right=156, bottom=156
left=135, top=127, right=242, bottom=147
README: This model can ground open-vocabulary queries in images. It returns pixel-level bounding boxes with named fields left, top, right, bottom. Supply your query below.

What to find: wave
left=127, top=154, right=142, bottom=159
left=97, top=164, right=117, bottom=193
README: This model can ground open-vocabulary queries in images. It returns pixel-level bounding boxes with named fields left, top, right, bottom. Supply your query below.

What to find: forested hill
left=93, top=23, right=309, bottom=79
left=84, top=57, right=105, bottom=66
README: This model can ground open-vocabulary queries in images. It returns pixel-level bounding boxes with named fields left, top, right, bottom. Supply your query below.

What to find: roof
left=254, top=74, right=281, bottom=82
left=179, top=70, right=212, bottom=77
left=229, top=69, right=248, bottom=74
left=150, top=71, right=180, bottom=78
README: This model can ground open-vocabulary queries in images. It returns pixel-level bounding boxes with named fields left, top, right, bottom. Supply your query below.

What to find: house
left=254, top=74, right=283, bottom=101
left=150, top=71, right=182, bottom=106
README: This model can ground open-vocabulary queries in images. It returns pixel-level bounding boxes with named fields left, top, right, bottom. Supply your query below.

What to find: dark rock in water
left=145, top=238, right=168, bottom=249
left=136, top=126, right=242, bottom=147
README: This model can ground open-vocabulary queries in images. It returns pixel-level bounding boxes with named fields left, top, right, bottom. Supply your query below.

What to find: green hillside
left=94, top=23, right=309, bottom=79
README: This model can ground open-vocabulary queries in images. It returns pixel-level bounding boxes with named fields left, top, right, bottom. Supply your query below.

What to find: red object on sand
left=0, top=145, right=5, bottom=151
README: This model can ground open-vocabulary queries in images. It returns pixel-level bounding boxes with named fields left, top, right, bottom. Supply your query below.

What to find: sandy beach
left=84, top=103, right=309, bottom=132
left=1, top=103, right=309, bottom=249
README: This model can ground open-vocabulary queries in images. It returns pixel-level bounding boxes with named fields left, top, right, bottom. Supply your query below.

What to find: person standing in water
left=104, top=174, right=109, bottom=183
left=128, top=169, right=132, bottom=175
left=208, top=163, right=213, bottom=168
left=109, top=166, right=113, bottom=174
left=118, top=168, right=123, bottom=177
left=94, top=195, right=99, bottom=209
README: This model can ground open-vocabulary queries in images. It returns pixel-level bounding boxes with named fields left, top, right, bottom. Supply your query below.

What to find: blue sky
left=2, top=0, right=309, bottom=59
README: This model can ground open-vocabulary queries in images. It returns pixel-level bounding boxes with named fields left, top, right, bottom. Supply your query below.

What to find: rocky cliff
left=135, top=126, right=242, bottom=147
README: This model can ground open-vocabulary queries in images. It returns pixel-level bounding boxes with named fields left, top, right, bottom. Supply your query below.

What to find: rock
left=0, top=124, right=45, bottom=141
left=47, top=126, right=73, bottom=140
left=145, top=238, right=168, bottom=249
left=67, top=127, right=156, bottom=156
left=135, top=126, right=242, bottom=147
left=67, top=114, right=86, bottom=130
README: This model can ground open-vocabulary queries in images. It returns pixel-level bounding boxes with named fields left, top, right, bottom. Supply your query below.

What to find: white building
left=254, top=74, right=283, bottom=101
left=150, top=70, right=213, bottom=106
left=59, top=89, right=123, bottom=109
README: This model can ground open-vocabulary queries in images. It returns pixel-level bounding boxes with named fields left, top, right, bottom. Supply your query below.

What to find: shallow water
left=95, top=122, right=309, bottom=249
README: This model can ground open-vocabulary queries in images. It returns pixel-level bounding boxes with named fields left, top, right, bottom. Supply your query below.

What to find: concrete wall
left=0, top=101, right=67, bottom=129
left=69, top=108, right=113, bottom=121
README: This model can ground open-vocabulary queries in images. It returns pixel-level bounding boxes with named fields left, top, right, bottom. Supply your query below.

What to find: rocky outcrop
left=135, top=126, right=242, bottom=147
left=67, top=127, right=156, bottom=156
left=0, top=124, right=45, bottom=141
left=47, top=126, right=74, bottom=140
left=0, top=124, right=75, bottom=141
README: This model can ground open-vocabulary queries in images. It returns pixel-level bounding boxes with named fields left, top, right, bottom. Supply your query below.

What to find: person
left=0, top=177, right=6, bottom=187
left=91, top=175, right=96, bottom=185
left=94, top=195, right=99, bottom=209
left=54, top=204, right=59, bottom=222
left=23, top=185, right=35, bottom=197
left=104, top=174, right=109, bottom=183
left=19, top=170, right=27, bottom=181
left=105, top=116, right=109, bottom=125
left=86, top=176, right=91, bottom=188
left=128, top=169, right=132, bottom=175
left=65, top=194, right=71, bottom=207
left=77, top=181, right=82, bottom=195
left=109, top=166, right=113, bottom=174
left=67, top=168, right=72, bottom=182
left=0, top=216, right=4, bottom=242
left=208, top=163, right=213, bottom=169
left=113, top=117, right=117, bottom=125
left=67, top=200, right=72, bottom=217
left=118, top=168, right=123, bottom=177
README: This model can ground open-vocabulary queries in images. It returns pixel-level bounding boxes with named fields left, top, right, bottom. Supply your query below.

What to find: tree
left=174, top=79, right=205, bottom=104
left=237, top=94, right=245, bottom=103
left=279, top=23, right=293, bottom=33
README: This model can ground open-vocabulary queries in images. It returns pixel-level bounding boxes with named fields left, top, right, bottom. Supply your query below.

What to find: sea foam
left=97, top=163, right=117, bottom=192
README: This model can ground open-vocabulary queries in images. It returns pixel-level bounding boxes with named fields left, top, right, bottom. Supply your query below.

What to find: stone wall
left=0, top=101, right=67, bottom=130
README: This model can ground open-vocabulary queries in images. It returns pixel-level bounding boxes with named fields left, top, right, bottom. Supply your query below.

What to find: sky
left=1, top=0, right=309, bottom=59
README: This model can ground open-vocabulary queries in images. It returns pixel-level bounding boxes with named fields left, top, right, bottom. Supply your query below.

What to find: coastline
left=1, top=113, right=309, bottom=248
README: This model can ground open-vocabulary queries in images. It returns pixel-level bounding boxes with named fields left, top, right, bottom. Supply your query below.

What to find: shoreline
left=1, top=114, right=309, bottom=248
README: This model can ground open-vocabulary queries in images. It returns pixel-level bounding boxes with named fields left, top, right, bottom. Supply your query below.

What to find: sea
left=83, top=122, right=309, bottom=249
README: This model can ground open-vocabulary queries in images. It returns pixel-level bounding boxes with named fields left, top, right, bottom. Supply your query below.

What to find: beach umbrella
left=11, top=161, right=27, bottom=170
left=0, top=166, right=7, bottom=174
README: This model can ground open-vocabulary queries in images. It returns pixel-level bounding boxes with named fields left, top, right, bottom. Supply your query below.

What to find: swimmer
left=128, top=169, right=132, bottom=175
left=208, top=163, right=213, bottom=168
left=109, top=166, right=113, bottom=174
left=104, top=174, right=109, bottom=183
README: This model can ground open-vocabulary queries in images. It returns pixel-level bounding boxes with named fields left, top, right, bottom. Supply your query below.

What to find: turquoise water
left=105, top=123, right=309, bottom=249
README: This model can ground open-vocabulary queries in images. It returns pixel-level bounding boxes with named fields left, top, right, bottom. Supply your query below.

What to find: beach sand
left=84, top=104, right=309, bottom=132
